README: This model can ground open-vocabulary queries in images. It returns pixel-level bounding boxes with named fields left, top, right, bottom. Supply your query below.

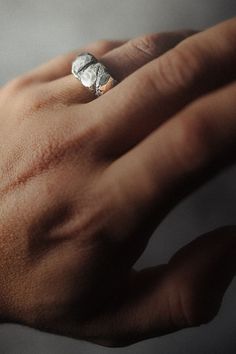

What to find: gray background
left=0, top=1, right=236, bottom=353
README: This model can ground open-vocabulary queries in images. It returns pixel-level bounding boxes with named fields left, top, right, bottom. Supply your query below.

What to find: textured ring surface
left=72, top=53, right=117, bottom=97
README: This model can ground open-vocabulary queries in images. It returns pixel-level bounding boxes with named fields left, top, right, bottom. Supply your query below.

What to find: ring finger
left=47, top=31, right=196, bottom=104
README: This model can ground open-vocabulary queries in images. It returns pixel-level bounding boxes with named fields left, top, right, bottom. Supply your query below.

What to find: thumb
left=89, top=226, right=236, bottom=347
left=164, top=226, right=236, bottom=328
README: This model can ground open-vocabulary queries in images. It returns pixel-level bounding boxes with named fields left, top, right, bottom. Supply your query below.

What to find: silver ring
left=72, top=53, right=117, bottom=97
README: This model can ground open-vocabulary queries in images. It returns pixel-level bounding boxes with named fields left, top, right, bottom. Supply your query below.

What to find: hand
left=0, top=19, right=235, bottom=347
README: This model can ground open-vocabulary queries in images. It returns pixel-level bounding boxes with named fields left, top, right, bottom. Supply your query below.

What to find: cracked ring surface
left=72, top=53, right=117, bottom=97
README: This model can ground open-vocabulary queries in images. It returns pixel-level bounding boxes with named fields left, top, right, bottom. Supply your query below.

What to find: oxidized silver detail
left=72, top=53, right=117, bottom=97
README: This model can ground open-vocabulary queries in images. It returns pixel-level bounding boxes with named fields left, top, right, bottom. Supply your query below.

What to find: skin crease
left=0, top=19, right=236, bottom=347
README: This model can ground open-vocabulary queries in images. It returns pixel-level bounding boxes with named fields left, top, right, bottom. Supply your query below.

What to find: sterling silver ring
left=72, top=53, right=117, bottom=97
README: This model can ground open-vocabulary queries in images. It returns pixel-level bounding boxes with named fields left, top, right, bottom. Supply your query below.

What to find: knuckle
left=170, top=278, right=219, bottom=329
left=28, top=91, right=51, bottom=113
left=79, top=118, right=103, bottom=152
left=157, top=41, right=205, bottom=91
left=170, top=110, right=213, bottom=173
left=178, top=284, right=219, bottom=327
left=40, top=108, right=104, bottom=165
left=12, top=94, right=44, bottom=122
left=3, top=75, right=33, bottom=95
left=220, top=17, right=236, bottom=47
left=75, top=106, right=107, bottom=154
left=22, top=88, right=59, bottom=117
left=129, top=33, right=162, bottom=59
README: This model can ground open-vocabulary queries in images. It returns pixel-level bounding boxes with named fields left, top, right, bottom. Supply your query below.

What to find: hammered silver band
left=72, top=53, right=117, bottom=97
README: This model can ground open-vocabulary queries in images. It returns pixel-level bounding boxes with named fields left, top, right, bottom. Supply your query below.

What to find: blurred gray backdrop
left=0, top=1, right=236, bottom=353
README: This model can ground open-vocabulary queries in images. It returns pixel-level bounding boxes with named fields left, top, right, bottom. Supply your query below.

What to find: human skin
left=0, top=18, right=235, bottom=347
